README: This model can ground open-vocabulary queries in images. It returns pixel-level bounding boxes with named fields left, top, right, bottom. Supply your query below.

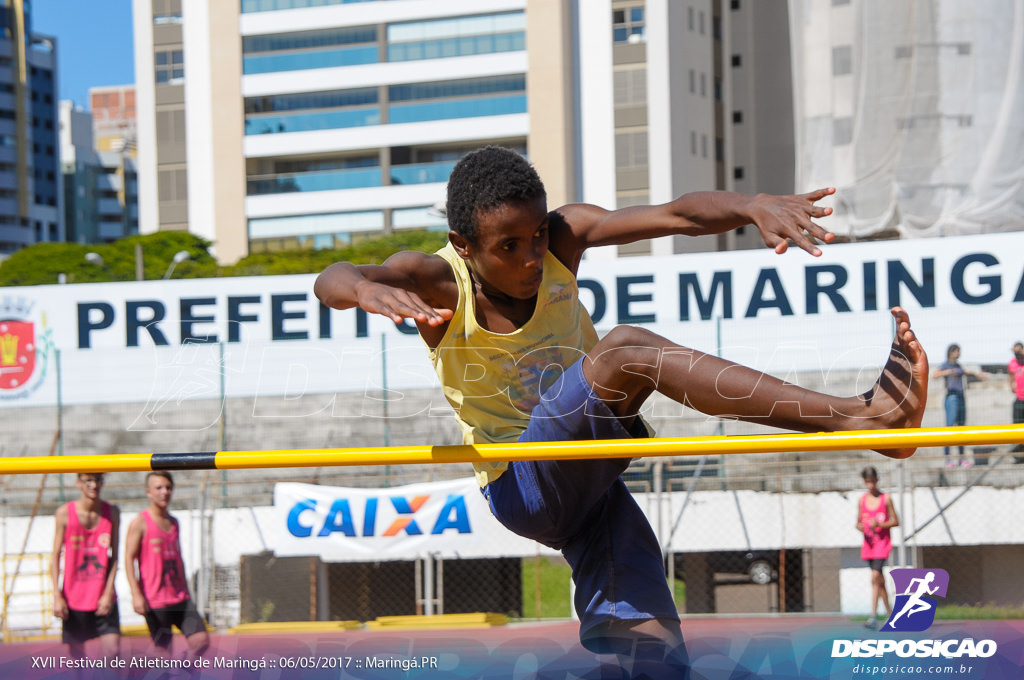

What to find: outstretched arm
left=314, top=251, right=455, bottom=328
left=551, top=188, right=836, bottom=272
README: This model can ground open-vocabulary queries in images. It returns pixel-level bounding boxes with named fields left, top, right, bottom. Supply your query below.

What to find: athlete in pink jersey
left=855, top=466, right=900, bottom=629
left=1010, top=342, right=1024, bottom=458
left=125, top=471, right=209, bottom=658
left=50, top=472, right=121, bottom=661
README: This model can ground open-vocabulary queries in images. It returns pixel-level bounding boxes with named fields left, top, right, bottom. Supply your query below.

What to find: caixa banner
left=273, top=478, right=551, bottom=561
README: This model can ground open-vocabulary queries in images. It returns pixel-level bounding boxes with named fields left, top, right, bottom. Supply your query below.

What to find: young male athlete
left=124, top=471, right=209, bottom=659
left=51, top=473, right=121, bottom=663
left=315, top=147, right=929, bottom=660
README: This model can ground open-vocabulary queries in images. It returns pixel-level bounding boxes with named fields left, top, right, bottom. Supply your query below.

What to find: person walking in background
left=1010, top=342, right=1024, bottom=458
left=856, top=466, right=899, bottom=629
left=125, top=471, right=209, bottom=661
left=932, top=343, right=988, bottom=468
left=50, top=473, right=121, bottom=664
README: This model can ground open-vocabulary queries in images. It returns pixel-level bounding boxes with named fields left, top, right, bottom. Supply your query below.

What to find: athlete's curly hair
left=446, top=146, right=546, bottom=243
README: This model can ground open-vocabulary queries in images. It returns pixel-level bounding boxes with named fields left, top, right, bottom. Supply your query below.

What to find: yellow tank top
left=430, top=243, right=599, bottom=486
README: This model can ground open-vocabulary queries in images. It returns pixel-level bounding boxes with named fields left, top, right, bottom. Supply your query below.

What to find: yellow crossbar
left=0, top=425, right=1020, bottom=475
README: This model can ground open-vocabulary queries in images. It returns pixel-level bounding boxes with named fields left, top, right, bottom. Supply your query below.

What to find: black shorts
left=144, top=599, right=207, bottom=648
left=63, top=603, right=121, bottom=646
left=866, top=558, right=887, bottom=572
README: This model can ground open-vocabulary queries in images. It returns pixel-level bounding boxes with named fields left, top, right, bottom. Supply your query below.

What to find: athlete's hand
left=355, top=280, right=453, bottom=327
left=131, top=593, right=149, bottom=616
left=747, top=188, right=836, bottom=256
left=53, top=593, right=68, bottom=620
left=96, top=591, right=114, bottom=616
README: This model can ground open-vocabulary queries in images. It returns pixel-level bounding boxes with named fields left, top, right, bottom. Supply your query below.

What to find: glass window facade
left=388, top=75, right=524, bottom=102
left=241, top=13, right=524, bottom=75
left=389, top=160, right=457, bottom=186
left=386, top=12, right=525, bottom=62
left=155, top=48, right=184, bottom=84
left=242, top=26, right=378, bottom=74
left=245, top=107, right=381, bottom=135
left=246, top=88, right=378, bottom=114
left=241, top=0, right=380, bottom=13
left=247, top=153, right=464, bottom=196
left=245, top=87, right=379, bottom=135
left=244, top=76, right=525, bottom=135
left=30, top=64, right=57, bottom=208
left=244, top=26, right=377, bottom=53
left=153, top=0, right=183, bottom=23
left=248, top=210, right=445, bottom=252
left=388, top=95, right=525, bottom=124
left=244, top=45, right=377, bottom=74
left=392, top=206, right=448, bottom=230
left=248, top=210, right=385, bottom=253
left=388, top=75, right=526, bottom=123
left=613, top=5, right=645, bottom=43
left=245, top=142, right=522, bottom=198
left=247, top=167, right=382, bottom=194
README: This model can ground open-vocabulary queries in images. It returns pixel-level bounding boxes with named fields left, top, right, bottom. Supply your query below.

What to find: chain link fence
left=2, top=317, right=1022, bottom=639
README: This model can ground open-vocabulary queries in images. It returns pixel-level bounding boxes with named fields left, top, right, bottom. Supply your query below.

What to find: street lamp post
left=84, top=252, right=114, bottom=280
left=163, top=250, right=191, bottom=280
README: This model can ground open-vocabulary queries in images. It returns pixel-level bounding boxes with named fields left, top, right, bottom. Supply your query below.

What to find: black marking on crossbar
left=151, top=452, right=217, bottom=470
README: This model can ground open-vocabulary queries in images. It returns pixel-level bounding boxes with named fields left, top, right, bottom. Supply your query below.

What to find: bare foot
left=856, top=307, right=929, bottom=459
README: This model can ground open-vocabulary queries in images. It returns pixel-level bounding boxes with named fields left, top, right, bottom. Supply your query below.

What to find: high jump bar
left=1, top=425, right=1022, bottom=475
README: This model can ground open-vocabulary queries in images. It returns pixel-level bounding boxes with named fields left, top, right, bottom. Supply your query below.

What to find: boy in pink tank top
left=125, top=471, right=209, bottom=659
left=50, top=472, right=121, bottom=661
left=855, top=466, right=900, bottom=629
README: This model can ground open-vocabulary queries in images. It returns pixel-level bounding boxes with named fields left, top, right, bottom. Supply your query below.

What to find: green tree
left=0, top=232, right=215, bottom=286
left=0, top=230, right=448, bottom=286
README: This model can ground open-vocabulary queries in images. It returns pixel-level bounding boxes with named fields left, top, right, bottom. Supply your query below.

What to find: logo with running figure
left=882, top=568, right=950, bottom=632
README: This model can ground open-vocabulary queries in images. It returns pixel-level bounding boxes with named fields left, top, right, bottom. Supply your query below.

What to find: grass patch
left=518, top=557, right=685, bottom=620
left=935, top=604, right=1024, bottom=620
left=672, top=576, right=686, bottom=607
left=520, top=556, right=573, bottom=620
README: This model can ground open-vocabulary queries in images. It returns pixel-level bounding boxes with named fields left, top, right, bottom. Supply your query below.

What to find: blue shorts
left=482, top=360, right=679, bottom=644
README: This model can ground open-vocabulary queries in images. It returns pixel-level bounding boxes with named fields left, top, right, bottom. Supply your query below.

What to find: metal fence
left=2, top=315, right=1023, bottom=640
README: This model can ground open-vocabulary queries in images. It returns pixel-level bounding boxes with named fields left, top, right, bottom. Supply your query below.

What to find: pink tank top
left=138, top=510, right=189, bottom=608
left=62, top=501, right=114, bottom=611
left=860, top=493, right=892, bottom=560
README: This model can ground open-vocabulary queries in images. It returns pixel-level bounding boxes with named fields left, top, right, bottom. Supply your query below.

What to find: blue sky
left=33, top=0, right=135, bottom=110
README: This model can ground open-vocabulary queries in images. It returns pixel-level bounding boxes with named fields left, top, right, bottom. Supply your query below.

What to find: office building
left=90, top=84, right=138, bottom=153
left=130, top=0, right=812, bottom=264
left=0, top=0, right=62, bottom=256
left=134, top=0, right=533, bottom=263
left=60, top=100, right=139, bottom=245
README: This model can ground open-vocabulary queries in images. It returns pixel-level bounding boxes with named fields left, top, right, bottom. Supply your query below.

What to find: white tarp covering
left=790, top=0, right=1024, bottom=238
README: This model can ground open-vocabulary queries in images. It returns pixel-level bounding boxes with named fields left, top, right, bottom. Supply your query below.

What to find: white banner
left=2, top=231, right=1023, bottom=407
left=272, top=478, right=553, bottom=561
